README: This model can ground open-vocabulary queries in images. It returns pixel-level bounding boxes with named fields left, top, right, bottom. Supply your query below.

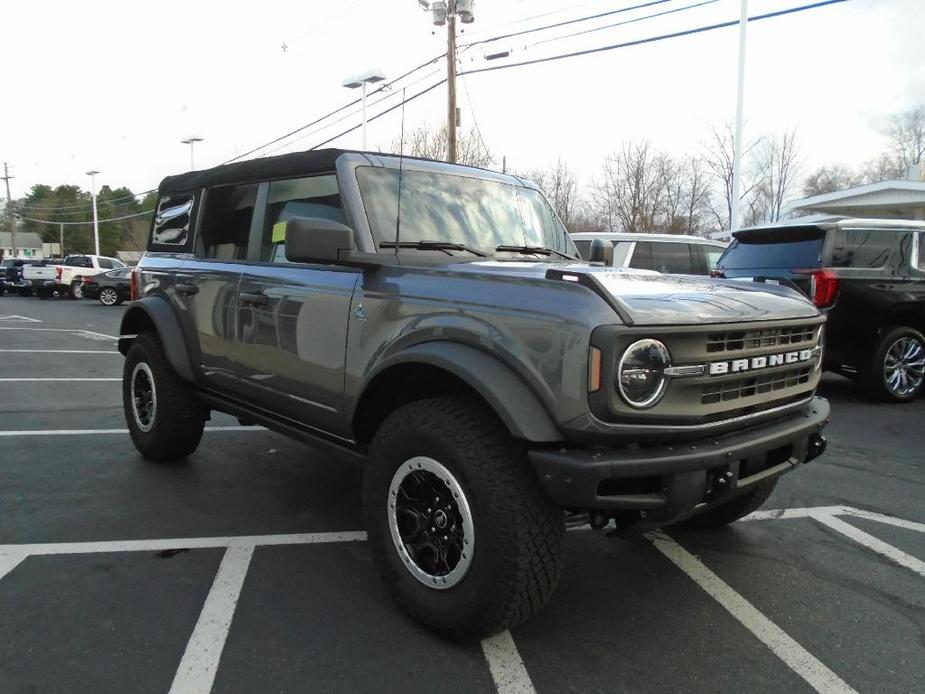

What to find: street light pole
left=181, top=136, right=204, bottom=170
left=342, top=70, right=387, bottom=151
left=446, top=9, right=457, bottom=163
left=730, top=0, right=748, bottom=233
left=86, top=170, right=100, bottom=256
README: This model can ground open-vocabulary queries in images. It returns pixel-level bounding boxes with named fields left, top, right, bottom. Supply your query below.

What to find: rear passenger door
left=179, top=183, right=258, bottom=388
left=233, top=174, right=360, bottom=437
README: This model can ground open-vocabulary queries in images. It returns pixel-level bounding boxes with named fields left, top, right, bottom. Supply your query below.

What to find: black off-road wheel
left=681, top=478, right=777, bottom=529
left=863, top=326, right=925, bottom=403
left=123, top=333, right=207, bottom=462
left=364, top=395, right=564, bottom=640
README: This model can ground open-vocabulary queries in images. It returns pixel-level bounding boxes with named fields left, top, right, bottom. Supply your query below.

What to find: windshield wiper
left=495, top=245, right=577, bottom=260
left=380, top=240, right=487, bottom=257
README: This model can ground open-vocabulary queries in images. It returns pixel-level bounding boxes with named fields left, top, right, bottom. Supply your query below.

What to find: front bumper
left=529, top=396, right=830, bottom=522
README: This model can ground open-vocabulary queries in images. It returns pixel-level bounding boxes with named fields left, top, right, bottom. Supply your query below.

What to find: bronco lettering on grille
left=709, top=349, right=815, bottom=376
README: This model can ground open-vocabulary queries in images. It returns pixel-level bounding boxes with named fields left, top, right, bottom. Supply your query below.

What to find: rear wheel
left=864, top=326, right=925, bottom=403
left=364, top=396, right=564, bottom=640
left=681, top=478, right=777, bottom=529
left=99, top=287, right=119, bottom=306
left=123, top=333, right=207, bottom=461
left=70, top=280, right=83, bottom=299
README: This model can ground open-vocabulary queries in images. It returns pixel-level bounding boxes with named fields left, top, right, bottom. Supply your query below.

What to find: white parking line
left=0, top=315, right=42, bottom=323
left=0, top=349, right=119, bottom=354
left=168, top=544, right=255, bottom=694
left=481, top=630, right=536, bottom=694
left=813, top=514, right=925, bottom=578
left=0, top=327, right=117, bottom=340
left=840, top=507, right=925, bottom=534
left=649, top=531, right=858, bottom=694
left=0, top=426, right=265, bottom=437
left=0, top=378, right=120, bottom=382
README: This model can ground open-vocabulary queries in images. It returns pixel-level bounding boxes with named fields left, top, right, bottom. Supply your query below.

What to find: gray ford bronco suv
left=120, top=149, right=829, bottom=638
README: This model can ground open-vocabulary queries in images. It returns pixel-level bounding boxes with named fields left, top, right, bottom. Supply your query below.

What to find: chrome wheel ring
left=100, top=288, right=118, bottom=305
left=388, top=456, right=475, bottom=590
left=883, top=336, right=925, bottom=397
left=130, top=362, right=157, bottom=433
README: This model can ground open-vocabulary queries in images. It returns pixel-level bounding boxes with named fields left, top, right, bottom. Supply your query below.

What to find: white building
left=0, top=231, right=44, bottom=260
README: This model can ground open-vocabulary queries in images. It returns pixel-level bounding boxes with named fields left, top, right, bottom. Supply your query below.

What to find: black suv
left=120, top=149, right=829, bottom=637
left=715, top=218, right=925, bottom=402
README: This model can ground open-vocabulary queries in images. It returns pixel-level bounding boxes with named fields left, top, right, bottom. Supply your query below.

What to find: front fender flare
left=118, top=297, right=198, bottom=382
left=360, top=341, right=564, bottom=443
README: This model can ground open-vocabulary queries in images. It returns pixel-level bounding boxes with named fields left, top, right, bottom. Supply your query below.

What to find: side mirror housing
left=284, top=217, right=356, bottom=264
left=588, top=238, right=614, bottom=266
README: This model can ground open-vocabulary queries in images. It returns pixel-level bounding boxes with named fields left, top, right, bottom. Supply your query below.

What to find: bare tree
left=885, top=105, right=925, bottom=170
left=592, top=141, right=666, bottom=233
left=702, top=122, right=763, bottom=230
left=678, top=156, right=714, bottom=235
left=749, top=128, right=802, bottom=224
left=802, top=163, right=860, bottom=197
left=391, top=123, right=493, bottom=168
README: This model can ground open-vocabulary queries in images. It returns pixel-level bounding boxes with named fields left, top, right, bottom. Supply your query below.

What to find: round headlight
left=617, top=339, right=670, bottom=408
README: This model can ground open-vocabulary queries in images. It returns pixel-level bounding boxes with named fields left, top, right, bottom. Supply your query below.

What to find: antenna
left=394, top=87, right=407, bottom=257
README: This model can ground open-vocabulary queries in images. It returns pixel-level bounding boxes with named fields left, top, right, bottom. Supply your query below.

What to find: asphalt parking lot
left=1, top=297, right=923, bottom=694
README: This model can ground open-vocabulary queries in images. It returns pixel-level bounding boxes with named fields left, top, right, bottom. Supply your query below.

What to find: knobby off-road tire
left=681, top=478, right=777, bottom=529
left=864, top=326, right=925, bottom=403
left=364, top=395, right=564, bottom=640
left=123, top=333, right=206, bottom=462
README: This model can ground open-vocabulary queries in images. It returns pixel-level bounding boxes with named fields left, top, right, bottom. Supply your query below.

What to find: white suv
left=570, top=232, right=726, bottom=275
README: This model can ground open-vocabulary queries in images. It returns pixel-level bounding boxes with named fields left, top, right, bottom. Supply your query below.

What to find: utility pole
left=86, top=170, right=101, bottom=256
left=2, top=162, right=17, bottom=258
left=730, top=0, right=748, bottom=233
left=59, top=222, right=65, bottom=258
left=446, top=9, right=458, bottom=163
left=425, top=1, right=474, bottom=164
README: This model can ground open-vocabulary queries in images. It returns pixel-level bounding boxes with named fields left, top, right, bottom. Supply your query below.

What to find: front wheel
left=865, top=326, right=925, bottom=402
left=364, top=396, right=564, bottom=640
left=99, top=287, right=119, bottom=306
left=122, top=333, right=207, bottom=461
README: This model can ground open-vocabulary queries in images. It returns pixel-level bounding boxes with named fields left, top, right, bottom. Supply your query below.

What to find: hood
left=453, top=261, right=819, bottom=326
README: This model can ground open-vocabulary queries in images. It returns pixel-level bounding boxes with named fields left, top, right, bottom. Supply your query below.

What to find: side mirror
left=284, top=217, right=356, bottom=264
left=588, top=238, right=614, bottom=266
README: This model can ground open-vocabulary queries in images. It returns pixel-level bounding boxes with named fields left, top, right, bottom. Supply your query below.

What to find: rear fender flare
left=119, top=297, right=198, bottom=382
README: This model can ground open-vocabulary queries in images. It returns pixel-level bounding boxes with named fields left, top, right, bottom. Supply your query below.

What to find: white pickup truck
left=23, top=254, right=125, bottom=299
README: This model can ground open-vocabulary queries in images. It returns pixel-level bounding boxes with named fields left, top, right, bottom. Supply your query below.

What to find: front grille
left=701, top=366, right=812, bottom=405
left=706, top=324, right=817, bottom=353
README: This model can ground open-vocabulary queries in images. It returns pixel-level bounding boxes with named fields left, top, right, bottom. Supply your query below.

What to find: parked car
left=81, top=267, right=133, bottom=305
left=570, top=232, right=727, bottom=275
left=714, top=217, right=925, bottom=402
left=1, top=259, right=32, bottom=296
left=54, top=254, right=125, bottom=298
left=120, top=148, right=828, bottom=638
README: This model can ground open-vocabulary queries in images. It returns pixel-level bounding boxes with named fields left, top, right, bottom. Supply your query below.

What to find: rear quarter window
left=831, top=229, right=905, bottom=269
left=150, top=192, right=198, bottom=252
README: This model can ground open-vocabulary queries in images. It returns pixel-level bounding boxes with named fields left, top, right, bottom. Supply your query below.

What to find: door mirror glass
left=283, top=217, right=356, bottom=264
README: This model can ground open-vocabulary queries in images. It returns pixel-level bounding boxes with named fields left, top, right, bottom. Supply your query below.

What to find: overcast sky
left=2, top=0, right=923, bottom=201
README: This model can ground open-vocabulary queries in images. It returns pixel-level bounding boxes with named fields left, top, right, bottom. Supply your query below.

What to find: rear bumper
left=529, top=396, right=830, bottom=521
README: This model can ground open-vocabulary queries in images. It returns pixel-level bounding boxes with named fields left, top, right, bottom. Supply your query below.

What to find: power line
left=19, top=189, right=156, bottom=213
left=18, top=210, right=152, bottom=226
left=459, top=0, right=850, bottom=77
left=527, top=0, right=719, bottom=48
left=460, top=0, right=675, bottom=48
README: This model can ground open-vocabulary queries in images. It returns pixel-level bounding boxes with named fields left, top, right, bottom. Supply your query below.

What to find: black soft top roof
left=158, top=148, right=350, bottom=195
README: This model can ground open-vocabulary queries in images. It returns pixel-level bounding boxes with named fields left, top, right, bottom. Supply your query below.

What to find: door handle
left=176, top=283, right=199, bottom=296
left=240, top=291, right=268, bottom=306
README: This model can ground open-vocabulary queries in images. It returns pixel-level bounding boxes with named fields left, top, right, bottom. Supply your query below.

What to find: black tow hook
left=806, top=434, right=827, bottom=462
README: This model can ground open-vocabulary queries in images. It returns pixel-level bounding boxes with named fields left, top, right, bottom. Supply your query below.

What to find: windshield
left=356, top=167, right=576, bottom=258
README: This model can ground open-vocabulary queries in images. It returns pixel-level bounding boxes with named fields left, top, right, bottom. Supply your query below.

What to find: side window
left=917, top=233, right=925, bottom=270
left=650, top=242, right=696, bottom=274
left=259, top=175, right=343, bottom=263
left=198, top=184, right=258, bottom=260
left=572, top=240, right=591, bottom=259
left=630, top=242, right=655, bottom=270
left=831, top=230, right=897, bottom=268
left=152, top=194, right=195, bottom=247
left=97, top=257, right=114, bottom=269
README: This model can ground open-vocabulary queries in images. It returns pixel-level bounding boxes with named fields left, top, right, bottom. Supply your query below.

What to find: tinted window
left=719, top=237, right=823, bottom=270
left=704, top=246, right=724, bottom=271
left=831, top=229, right=901, bottom=269
left=198, top=184, right=258, bottom=260
left=631, top=242, right=695, bottom=273
left=152, top=194, right=194, bottom=246
left=64, top=256, right=93, bottom=268
left=573, top=240, right=591, bottom=259
left=259, top=175, right=344, bottom=263
left=97, top=257, right=114, bottom=269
